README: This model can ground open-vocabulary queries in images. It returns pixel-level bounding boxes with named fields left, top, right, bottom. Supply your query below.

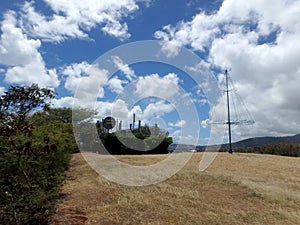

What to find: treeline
left=99, top=127, right=172, bottom=155
left=0, top=85, right=77, bottom=225
left=235, top=142, right=300, bottom=157
left=195, top=142, right=300, bottom=157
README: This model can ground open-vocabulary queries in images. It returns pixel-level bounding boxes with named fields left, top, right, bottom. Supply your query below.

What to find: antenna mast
left=206, top=70, right=254, bottom=153
left=225, top=70, right=233, bottom=154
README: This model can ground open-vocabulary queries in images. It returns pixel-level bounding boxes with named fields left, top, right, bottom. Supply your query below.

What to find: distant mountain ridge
left=229, top=133, right=300, bottom=149
left=169, top=133, right=300, bottom=152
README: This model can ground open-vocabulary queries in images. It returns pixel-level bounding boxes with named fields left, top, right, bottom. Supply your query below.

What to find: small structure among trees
left=96, top=115, right=172, bottom=155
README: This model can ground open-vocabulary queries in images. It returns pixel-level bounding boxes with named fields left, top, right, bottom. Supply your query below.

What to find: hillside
left=230, top=133, right=300, bottom=148
left=169, top=133, right=300, bottom=152
left=51, top=152, right=300, bottom=225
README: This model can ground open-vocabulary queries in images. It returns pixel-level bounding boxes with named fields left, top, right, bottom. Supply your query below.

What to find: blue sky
left=1, top=0, right=300, bottom=145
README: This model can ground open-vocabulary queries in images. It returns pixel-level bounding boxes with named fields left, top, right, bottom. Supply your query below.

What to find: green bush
left=0, top=146, right=70, bottom=225
left=0, top=85, right=76, bottom=224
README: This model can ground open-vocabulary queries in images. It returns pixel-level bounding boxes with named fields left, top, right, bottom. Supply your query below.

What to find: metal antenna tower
left=225, top=70, right=233, bottom=153
left=208, top=70, right=254, bottom=153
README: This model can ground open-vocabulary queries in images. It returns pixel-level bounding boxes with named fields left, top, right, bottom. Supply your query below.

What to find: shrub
left=0, top=85, right=74, bottom=224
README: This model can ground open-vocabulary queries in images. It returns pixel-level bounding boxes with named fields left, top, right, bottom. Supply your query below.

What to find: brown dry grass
left=51, top=153, right=300, bottom=225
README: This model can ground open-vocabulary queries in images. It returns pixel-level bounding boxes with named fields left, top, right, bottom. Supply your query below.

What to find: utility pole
left=225, top=70, right=233, bottom=154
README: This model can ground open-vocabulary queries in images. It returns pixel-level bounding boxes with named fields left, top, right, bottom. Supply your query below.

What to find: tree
left=0, top=84, right=72, bottom=224
left=0, top=84, right=55, bottom=140
left=31, top=107, right=72, bottom=126
left=30, top=107, right=78, bottom=153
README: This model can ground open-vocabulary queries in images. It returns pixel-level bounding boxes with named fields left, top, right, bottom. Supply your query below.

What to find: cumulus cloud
left=171, top=130, right=198, bottom=145
left=107, top=76, right=126, bottom=94
left=20, top=0, right=140, bottom=42
left=135, top=73, right=180, bottom=99
left=154, top=25, right=184, bottom=57
left=168, top=120, right=186, bottom=127
left=0, top=11, right=59, bottom=87
left=95, top=99, right=129, bottom=121
left=143, top=101, right=174, bottom=119
left=111, top=56, right=136, bottom=81
left=155, top=0, right=300, bottom=139
left=0, top=11, right=41, bottom=66
left=155, top=0, right=300, bottom=52
left=61, top=61, right=108, bottom=102
left=5, top=65, right=59, bottom=88
left=51, top=96, right=74, bottom=109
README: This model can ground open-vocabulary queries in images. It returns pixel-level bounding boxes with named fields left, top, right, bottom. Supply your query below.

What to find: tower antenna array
left=208, top=70, right=254, bottom=153
left=225, top=70, right=233, bottom=153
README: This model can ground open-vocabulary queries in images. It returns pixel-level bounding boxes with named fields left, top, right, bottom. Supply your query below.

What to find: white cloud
left=155, top=0, right=300, bottom=52
left=135, top=73, right=180, bottom=99
left=52, top=96, right=74, bottom=108
left=171, top=130, right=198, bottom=145
left=20, top=0, right=140, bottom=42
left=107, top=76, right=126, bottom=94
left=95, top=99, right=129, bottom=121
left=154, top=25, right=183, bottom=57
left=0, top=11, right=59, bottom=87
left=111, top=56, right=136, bottom=81
left=155, top=0, right=300, bottom=139
left=200, top=119, right=210, bottom=129
left=0, top=11, right=41, bottom=66
left=95, top=100, right=149, bottom=129
left=143, top=100, right=174, bottom=119
left=168, top=120, right=186, bottom=127
left=5, top=64, right=59, bottom=88
left=61, top=62, right=108, bottom=102
left=154, top=14, right=218, bottom=52
left=159, top=40, right=182, bottom=58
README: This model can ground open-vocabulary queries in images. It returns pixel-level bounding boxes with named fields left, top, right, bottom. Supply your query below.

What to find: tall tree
left=0, top=84, right=55, bottom=139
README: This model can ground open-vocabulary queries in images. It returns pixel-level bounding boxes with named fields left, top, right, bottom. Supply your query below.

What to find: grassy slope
left=51, top=153, right=300, bottom=225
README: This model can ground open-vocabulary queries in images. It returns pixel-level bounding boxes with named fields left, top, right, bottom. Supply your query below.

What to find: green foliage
left=31, top=108, right=78, bottom=153
left=0, top=146, right=70, bottom=224
left=98, top=125, right=173, bottom=155
left=0, top=84, right=55, bottom=138
left=236, top=142, right=300, bottom=157
left=31, top=107, right=73, bottom=125
left=0, top=85, right=75, bottom=225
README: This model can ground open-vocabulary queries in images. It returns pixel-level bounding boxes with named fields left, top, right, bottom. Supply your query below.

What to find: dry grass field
left=51, top=152, right=300, bottom=225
